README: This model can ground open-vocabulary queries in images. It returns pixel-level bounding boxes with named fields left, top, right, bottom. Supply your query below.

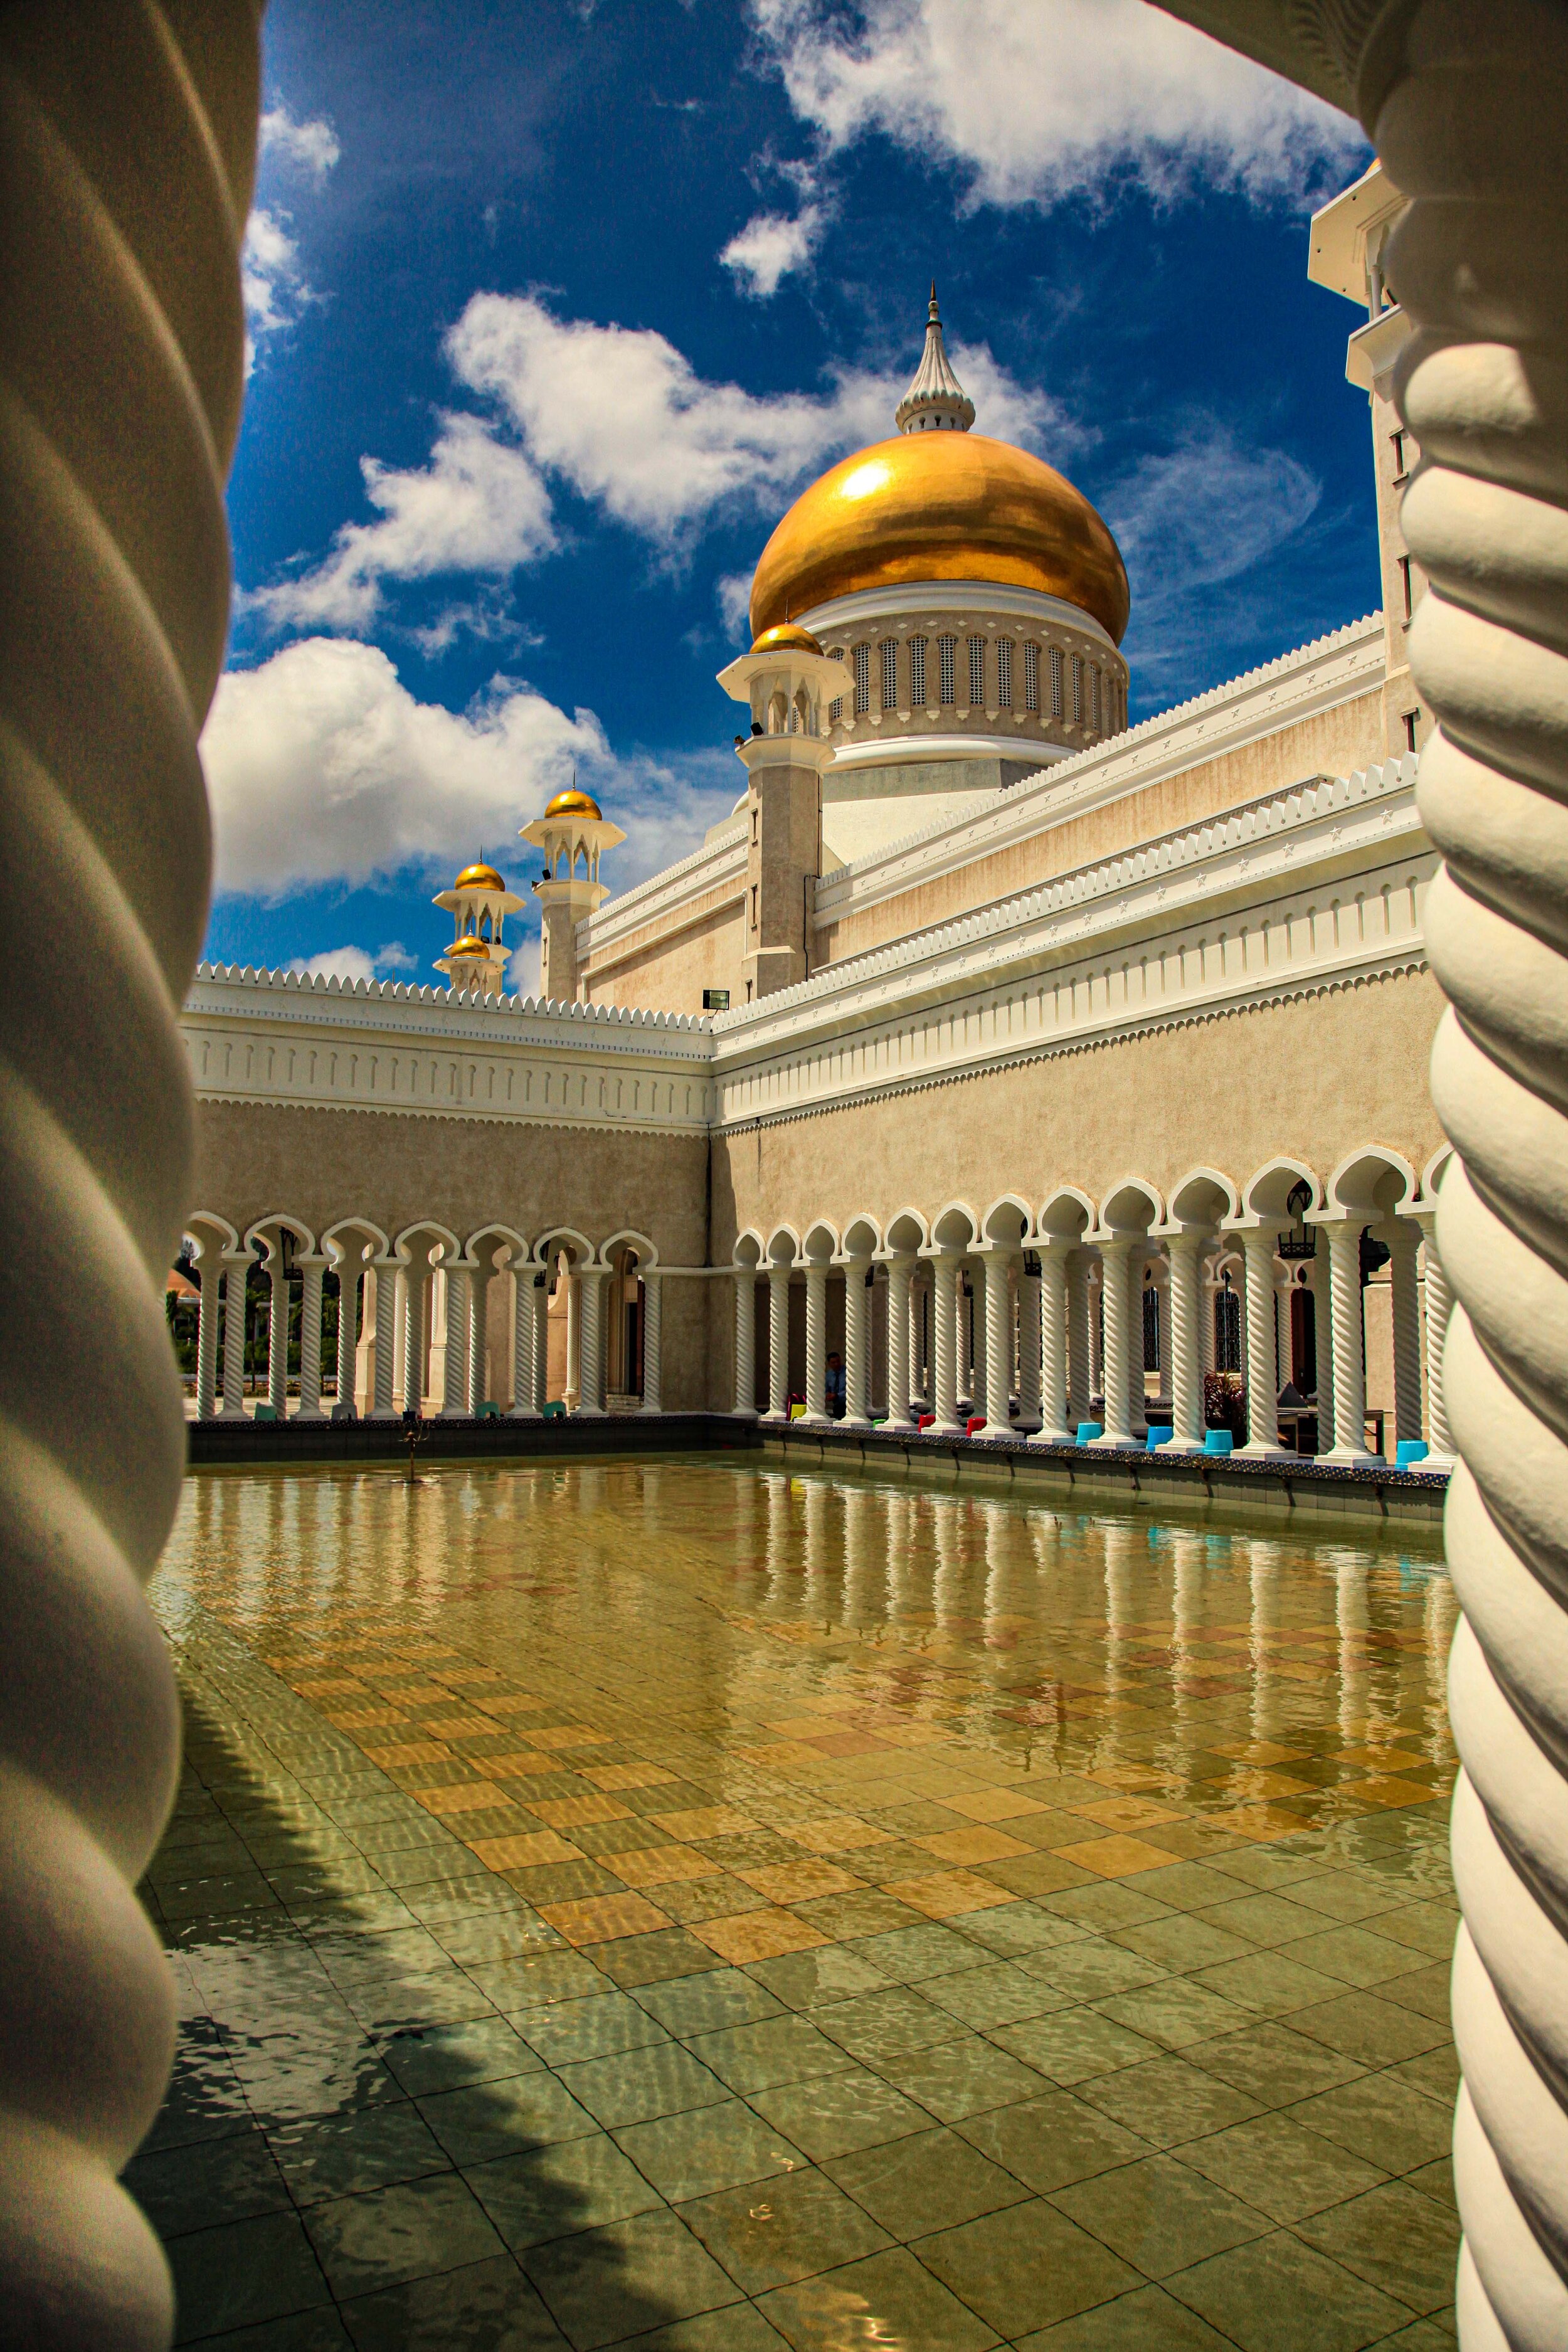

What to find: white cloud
left=716, top=571, right=755, bottom=640
left=260, top=103, right=341, bottom=184
left=286, top=942, right=415, bottom=985
left=243, top=104, right=341, bottom=373
left=246, top=415, right=556, bottom=632
left=201, top=638, right=606, bottom=896
left=751, top=0, right=1362, bottom=211
left=722, top=203, right=827, bottom=297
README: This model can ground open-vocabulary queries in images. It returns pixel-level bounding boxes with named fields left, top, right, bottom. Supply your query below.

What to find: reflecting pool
left=135, top=1456, right=1461, bottom=2348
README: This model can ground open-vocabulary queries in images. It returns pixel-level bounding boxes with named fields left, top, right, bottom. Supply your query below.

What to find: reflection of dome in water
left=545, top=787, right=603, bottom=820
left=455, top=861, right=506, bottom=890
left=749, top=290, right=1128, bottom=645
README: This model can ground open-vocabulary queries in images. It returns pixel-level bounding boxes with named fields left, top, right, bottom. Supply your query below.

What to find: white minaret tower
left=432, top=858, right=526, bottom=997
left=519, top=784, right=626, bottom=1004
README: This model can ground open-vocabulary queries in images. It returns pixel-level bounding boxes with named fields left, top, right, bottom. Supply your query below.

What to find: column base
left=1027, top=1424, right=1074, bottom=1446
left=507, top=1406, right=541, bottom=1421
left=1321, top=1446, right=1385, bottom=1469
left=1236, top=1441, right=1293, bottom=1461
left=572, top=1406, right=607, bottom=1421
left=1088, top=1432, right=1138, bottom=1451
left=294, top=1406, right=328, bottom=1422
left=927, top=1415, right=965, bottom=1435
left=1163, top=1435, right=1208, bottom=1454
left=367, top=1406, right=399, bottom=1421
left=729, top=1406, right=758, bottom=1421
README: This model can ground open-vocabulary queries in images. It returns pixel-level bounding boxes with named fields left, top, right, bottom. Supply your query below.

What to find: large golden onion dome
left=455, top=861, right=506, bottom=891
left=544, top=786, right=603, bottom=820
left=750, top=432, right=1129, bottom=646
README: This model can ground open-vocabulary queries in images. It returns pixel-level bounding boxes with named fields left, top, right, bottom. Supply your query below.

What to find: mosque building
left=181, top=164, right=1449, bottom=1476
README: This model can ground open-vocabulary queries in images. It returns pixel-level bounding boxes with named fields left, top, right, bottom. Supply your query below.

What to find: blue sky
left=204, top=0, right=1372, bottom=990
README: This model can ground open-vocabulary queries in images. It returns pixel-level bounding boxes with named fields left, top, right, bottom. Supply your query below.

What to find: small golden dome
left=751, top=432, right=1129, bottom=645
left=751, top=621, right=824, bottom=659
left=447, top=934, right=494, bottom=958
left=544, top=787, right=603, bottom=820
left=455, top=861, right=506, bottom=891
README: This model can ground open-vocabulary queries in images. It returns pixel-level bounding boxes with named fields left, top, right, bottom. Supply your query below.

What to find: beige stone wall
left=584, top=891, right=746, bottom=1017
left=192, top=1100, right=712, bottom=1265
left=815, top=690, right=1386, bottom=965
left=713, top=964, right=1446, bottom=1253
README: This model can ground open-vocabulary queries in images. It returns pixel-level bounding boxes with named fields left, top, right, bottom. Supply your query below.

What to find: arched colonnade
left=731, top=1144, right=1453, bottom=1467
left=179, top=1215, right=664, bottom=1421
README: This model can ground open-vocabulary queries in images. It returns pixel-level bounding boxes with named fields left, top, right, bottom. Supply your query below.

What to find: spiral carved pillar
left=295, top=1258, right=326, bottom=1419
left=334, top=1253, right=359, bottom=1417
left=978, top=1247, right=1016, bottom=1438
left=1165, top=1231, right=1207, bottom=1451
left=266, top=1253, right=289, bottom=1417
left=576, top=1269, right=605, bottom=1417
left=0, top=6, right=261, bottom=2342
left=765, top=1266, right=790, bottom=1418
left=930, top=1251, right=961, bottom=1433
left=1411, top=1210, right=1454, bottom=1467
left=1066, top=1248, right=1093, bottom=1424
left=1091, top=1241, right=1135, bottom=1447
left=1030, top=1244, right=1073, bottom=1444
left=886, top=1255, right=912, bottom=1424
left=640, top=1271, right=662, bottom=1414
left=1017, top=1259, right=1042, bottom=1431
left=1382, top=1223, right=1426, bottom=1451
left=219, top=1252, right=250, bottom=1416
left=441, top=1266, right=472, bottom=1418
left=509, top=1268, right=542, bottom=1419
left=1238, top=1231, right=1286, bottom=1455
left=193, top=1253, right=221, bottom=1422
left=842, top=1261, right=871, bottom=1427
left=802, top=1263, right=828, bottom=1422
left=731, top=1267, right=756, bottom=1417
left=369, top=1260, right=399, bottom=1419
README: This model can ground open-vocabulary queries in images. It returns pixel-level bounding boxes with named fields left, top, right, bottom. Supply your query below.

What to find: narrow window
left=938, top=635, right=956, bottom=706
left=1143, top=1281, right=1160, bottom=1373
left=750, top=805, right=758, bottom=844
left=1089, top=665, right=1101, bottom=732
left=1403, top=707, right=1421, bottom=752
left=968, top=636, right=985, bottom=706
left=1023, top=641, right=1039, bottom=713
left=1216, top=1281, right=1241, bottom=1373
left=996, top=638, right=1013, bottom=711
left=880, top=638, right=898, bottom=711
left=852, top=643, right=870, bottom=714
left=1070, top=654, right=1083, bottom=724
left=1390, top=428, right=1407, bottom=482
left=828, top=696, right=843, bottom=724
left=750, top=884, right=758, bottom=930
left=909, top=635, right=927, bottom=708
left=1049, top=645, right=1064, bottom=719
left=1398, top=554, right=1414, bottom=620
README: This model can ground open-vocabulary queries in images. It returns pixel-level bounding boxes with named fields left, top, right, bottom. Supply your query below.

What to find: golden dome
left=750, top=432, right=1129, bottom=645
left=455, top=861, right=506, bottom=891
left=446, top=934, right=494, bottom=958
left=750, top=621, right=824, bottom=659
left=544, top=787, right=603, bottom=820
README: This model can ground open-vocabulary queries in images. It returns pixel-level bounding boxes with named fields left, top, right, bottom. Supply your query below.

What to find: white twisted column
left=1373, top=8, right=1568, bottom=2333
left=765, top=1265, right=790, bottom=1419
left=369, top=1259, right=399, bottom=1419
left=334, top=1254, right=358, bottom=1417
left=908, top=1270, right=928, bottom=1409
left=1090, top=1241, right=1135, bottom=1447
left=886, top=1254, right=913, bottom=1424
left=509, top=1265, right=542, bottom=1419
left=1128, top=1254, right=1150, bottom=1438
left=295, top=1256, right=326, bottom=1419
left=640, top=1271, right=662, bottom=1413
left=929, top=1251, right=961, bottom=1433
left=802, top=1261, right=828, bottom=1421
left=467, top=1261, right=489, bottom=1414
left=731, top=1266, right=756, bottom=1416
left=1030, top=1243, right=1073, bottom=1444
left=842, top=1261, right=871, bottom=1426
left=403, top=1263, right=427, bottom=1415
left=266, top=1251, right=289, bottom=1418
left=1384, top=1223, right=1424, bottom=1451
left=194, top=1253, right=221, bottom=1422
left=1017, top=1256, right=1042, bottom=1432
left=1165, top=1231, right=1207, bottom=1451
left=1318, top=1221, right=1377, bottom=1466
left=964, top=1266, right=983, bottom=1419
left=576, top=1268, right=605, bottom=1417
left=1411, top=1212, right=1454, bottom=1468
left=219, top=1251, right=250, bottom=1416
left=978, top=1246, right=1015, bottom=1438
left=1066, top=1248, right=1093, bottom=1424
left=1303, top=1247, right=1335, bottom=1454
left=1238, top=1231, right=1286, bottom=1456
left=0, top=9, right=261, bottom=2342
left=441, top=1266, right=471, bottom=1418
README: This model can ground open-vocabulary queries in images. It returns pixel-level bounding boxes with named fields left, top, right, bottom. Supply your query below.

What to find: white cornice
left=798, top=578, right=1120, bottom=654
left=828, top=734, right=1071, bottom=772
left=813, top=614, right=1385, bottom=928
left=186, top=964, right=713, bottom=1056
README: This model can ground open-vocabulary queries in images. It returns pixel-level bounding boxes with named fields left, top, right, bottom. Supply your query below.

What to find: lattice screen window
left=938, top=635, right=956, bottom=706
left=996, top=638, right=1013, bottom=710
left=829, top=697, right=842, bottom=724
left=1089, top=665, right=1101, bottom=731
left=852, top=643, right=870, bottom=714
left=1049, top=645, right=1064, bottom=718
left=1024, top=642, right=1039, bottom=713
left=880, top=639, right=898, bottom=710
left=1070, top=654, right=1083, bottom=724
left=909, top=636, right=927, bottom=708
left=968, top=636, right=985, bottom=706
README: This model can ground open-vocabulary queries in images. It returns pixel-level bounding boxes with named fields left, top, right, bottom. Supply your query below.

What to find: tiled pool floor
left=134, top=1458, right=1460, bottom=2348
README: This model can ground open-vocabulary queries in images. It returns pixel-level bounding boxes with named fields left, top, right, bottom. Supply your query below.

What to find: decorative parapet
left=189, top=962, right=714, bottom=1041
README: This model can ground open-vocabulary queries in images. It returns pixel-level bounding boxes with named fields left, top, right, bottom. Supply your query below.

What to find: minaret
left=894, top=286, right=975, bottom=435
left=519, top=784, right=626, bottom=1004
left=1308, top=163, right=1429, bottom=761
left=432, top=858, right=526, bottom=997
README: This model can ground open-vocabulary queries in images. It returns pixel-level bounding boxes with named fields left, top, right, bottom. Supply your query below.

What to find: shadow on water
left=128, top=1663, right=693, bottom=2349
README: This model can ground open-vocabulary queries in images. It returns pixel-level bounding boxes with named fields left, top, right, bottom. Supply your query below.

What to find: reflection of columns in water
left=981, top=1500, right=1023, bottom=1641
left=883, top=1489, right=915, bottom=1616
left=800, top=1479, right=830, bottom=1619
left=1248, top=1537, right=1285, bottom=1743
left=1422, top=1570, right=1459, bottom=1760
left=1334, top=1549, right=1370, bottom=1744
left=842, top=1483, right=878, bottom=1624
left=931, top=1495, right=961, bottom=1625
left=761, top=1473, right=792, bottom=1609
left=1169, top=1530, right=1205, bottom=1738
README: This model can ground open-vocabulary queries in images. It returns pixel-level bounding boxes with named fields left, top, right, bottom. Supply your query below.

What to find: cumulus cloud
left=201, top=638, right=606, bottom=896
left=286, top=942, right=416, bottom=985
left=722, top=203, right=827, bottom=297
left=243, top=102, right=341, bottom=373
left=716, top=571, right=755, bottom=640
left=246, top=415, right=556, bottom=632
left=751, top=0, right=1362, bottom=211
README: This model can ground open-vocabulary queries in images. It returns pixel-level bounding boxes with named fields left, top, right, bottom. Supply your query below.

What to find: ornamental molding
left=813, top=613, right=1385, bottom=926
